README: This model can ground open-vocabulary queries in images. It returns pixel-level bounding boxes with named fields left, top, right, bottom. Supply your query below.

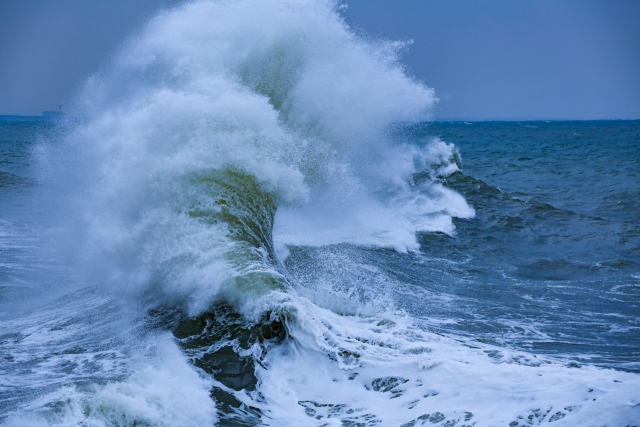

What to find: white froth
left=247, top=296, right=640, bottom=427
left=15, top=1, right=636, bottom=426
left=274, top=139, right=474, bottom=252
left=2, top=336, right=216, bottom=427
left=36, top=0, right=455, bottom=310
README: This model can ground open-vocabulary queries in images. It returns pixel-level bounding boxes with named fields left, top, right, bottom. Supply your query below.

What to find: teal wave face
left=188, top=169, right=287, bottom=296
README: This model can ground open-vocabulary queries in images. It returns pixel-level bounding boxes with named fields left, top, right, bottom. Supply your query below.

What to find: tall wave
left=38, top=0, right=469, bottom=314
left=11, top=0, right=638, bottom=426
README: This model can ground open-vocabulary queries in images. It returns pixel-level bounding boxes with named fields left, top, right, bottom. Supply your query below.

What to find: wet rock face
left=171, top=303, right=286, bottom=391
left=165, top=303, right=286, bottom=425
left=195, top=345, right=257, bottom=391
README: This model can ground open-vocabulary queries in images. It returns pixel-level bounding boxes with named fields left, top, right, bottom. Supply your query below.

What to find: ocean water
left=1, top=1, right=639, bottom=426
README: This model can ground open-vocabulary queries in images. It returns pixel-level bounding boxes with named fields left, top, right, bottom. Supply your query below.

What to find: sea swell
left=2, top=1, right=639, bottom=426
left=36, top=0, right=460, bottom=314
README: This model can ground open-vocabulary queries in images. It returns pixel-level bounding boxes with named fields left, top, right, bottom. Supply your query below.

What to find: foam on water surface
left=2, top=336, right=217, bottom=427
left=0, top=0, right=638, bottom=426
left=255, top=297, right=640, bottom=426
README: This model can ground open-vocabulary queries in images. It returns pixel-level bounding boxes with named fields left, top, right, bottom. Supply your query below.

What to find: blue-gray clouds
left=1, top=0, right=638, bottom=119
left=0, top=0, right=183, bottom=116
left=343, top=0, right=640, bottom=120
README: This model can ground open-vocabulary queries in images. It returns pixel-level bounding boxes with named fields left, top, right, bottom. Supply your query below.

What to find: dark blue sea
left=0, top=2, right=638, bottom=425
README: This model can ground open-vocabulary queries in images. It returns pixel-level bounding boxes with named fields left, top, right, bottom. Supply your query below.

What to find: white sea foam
left=11, top=0, right=637, bottom=425
left=35, top=0, right=467, bottom=312
left=274, top=138, right=474, bottom=253
left=245, top=295, right=640, bottom=426
left=2, top=336, right=217, bottom=427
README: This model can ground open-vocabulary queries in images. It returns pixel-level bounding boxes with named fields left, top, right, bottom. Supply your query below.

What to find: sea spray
left=11, top=0, right=465, bottom=423
left=2, top=1, right=638, bottom=426
left=37, top=0, right=459, bottom=312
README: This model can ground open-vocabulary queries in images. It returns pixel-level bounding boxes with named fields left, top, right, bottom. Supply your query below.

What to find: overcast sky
left=1, top=0, right=639, bottom=119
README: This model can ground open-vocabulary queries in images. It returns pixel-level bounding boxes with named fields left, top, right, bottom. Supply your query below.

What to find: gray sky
left=1, top=0, right=639, bottom=119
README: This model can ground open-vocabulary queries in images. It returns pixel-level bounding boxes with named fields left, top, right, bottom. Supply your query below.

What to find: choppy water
left=1, top=1, right=639, bottom=426
left=389, top=121, right=640, bottom=368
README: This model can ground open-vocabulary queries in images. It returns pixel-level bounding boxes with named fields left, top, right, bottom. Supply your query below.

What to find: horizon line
left=1, top=114, right=639, bottom=123
left=433, top=117, right=640, bottom=122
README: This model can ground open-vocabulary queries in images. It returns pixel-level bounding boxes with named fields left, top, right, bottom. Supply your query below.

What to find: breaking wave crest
left=8, top=1, right=638, bottom=426
left=38, top=0, right=468, bottom=313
